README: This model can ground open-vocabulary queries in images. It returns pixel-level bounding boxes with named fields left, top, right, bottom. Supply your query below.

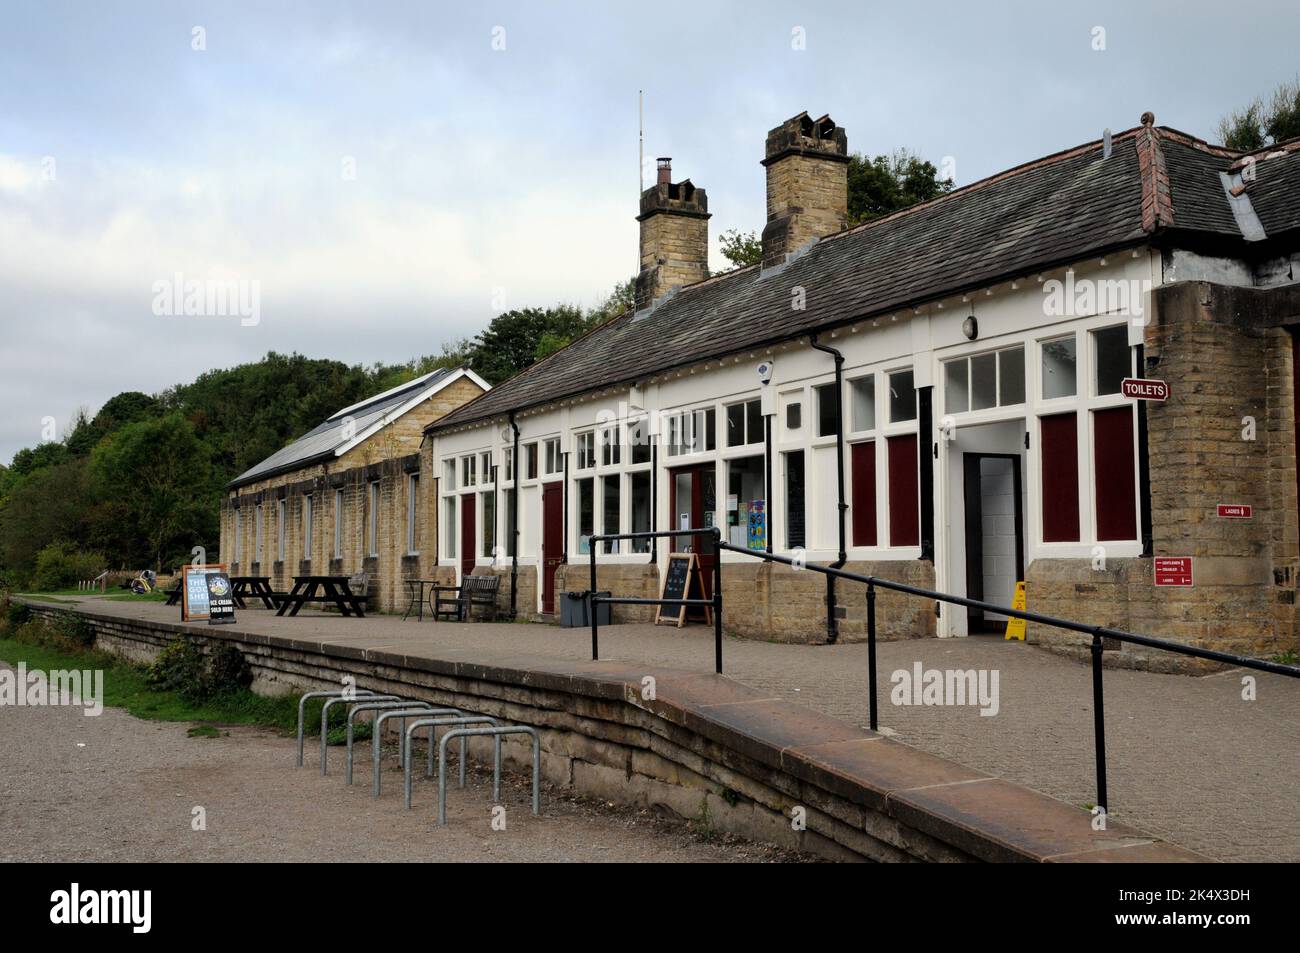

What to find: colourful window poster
left=747, top=500, right=766, bottom=550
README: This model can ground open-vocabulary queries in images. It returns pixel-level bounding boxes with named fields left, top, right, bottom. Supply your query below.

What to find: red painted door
left=460, top=494, right=476, bottom=580
left=668, top=464, right=715, bottom=601
left=541, top=481, right=563, bottom=614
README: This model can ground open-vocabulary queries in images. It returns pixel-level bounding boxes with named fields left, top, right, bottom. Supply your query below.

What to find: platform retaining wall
left=20, top=601, right=1204, bottom=864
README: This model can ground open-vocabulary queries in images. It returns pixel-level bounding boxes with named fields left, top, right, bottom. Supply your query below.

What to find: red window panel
left=851, top=441, right=877, bottom=547
left=1094, top=406, right=1137, bottom=541
left=886, top=434, right=919, bottom=547
left=1039, top=412, right=1080, bottom=542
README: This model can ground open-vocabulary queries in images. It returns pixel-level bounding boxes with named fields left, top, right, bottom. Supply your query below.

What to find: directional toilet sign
left=1217, top=504, right=1253, bottom=519
left=1121, top=378, right=1169, bottom=401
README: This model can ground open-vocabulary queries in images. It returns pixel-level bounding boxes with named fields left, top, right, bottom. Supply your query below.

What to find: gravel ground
left=0, top=662, right=813, bottom=863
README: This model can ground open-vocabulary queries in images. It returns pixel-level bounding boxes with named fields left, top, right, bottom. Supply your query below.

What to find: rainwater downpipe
left=509, top=413, right=521, bottom=619
left=809, top=333, right=847, bottom=644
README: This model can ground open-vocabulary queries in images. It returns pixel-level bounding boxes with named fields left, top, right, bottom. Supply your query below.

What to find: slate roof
left=230, top=367, right=458, bottom=488
left=430, top=123, right=1300, bottom=434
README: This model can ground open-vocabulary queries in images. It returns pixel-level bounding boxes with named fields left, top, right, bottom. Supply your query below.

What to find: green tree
left=468, top=305, right=590, bottom=384
left=9, top=441, right=68, bottom=476
left=1219, top=77, right=1300, bottom=150
left=847, top=149, right=954, bottom=225
left=66, top=391, right=162, bottom=455
left=0, top=458, right=95, bottom=582
left=719, top=228, right=763, bottom=269
left=586, top=277, right=635, bottom=325
left=90, top=414, right=218, bottom=571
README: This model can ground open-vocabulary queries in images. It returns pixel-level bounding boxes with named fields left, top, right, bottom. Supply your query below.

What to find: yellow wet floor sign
left=1004, top=581, right=1027, bottom=641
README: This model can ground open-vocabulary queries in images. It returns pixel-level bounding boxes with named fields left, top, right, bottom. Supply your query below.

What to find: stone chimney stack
left=761, top=112, right=848, bottom=269
left=635, top=157, right=710, bottom=310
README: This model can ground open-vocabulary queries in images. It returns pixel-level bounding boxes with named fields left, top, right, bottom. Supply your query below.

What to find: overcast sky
left=1, top=0, right=1296, bottom=464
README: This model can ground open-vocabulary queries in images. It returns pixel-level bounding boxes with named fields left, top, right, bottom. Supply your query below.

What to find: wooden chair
left=432, top=574, right=501, bottom=622
left=347, top=571, right=370, bottom=611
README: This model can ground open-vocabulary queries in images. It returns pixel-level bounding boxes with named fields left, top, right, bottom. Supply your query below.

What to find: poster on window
left=747, top=500, right=766, bottom=551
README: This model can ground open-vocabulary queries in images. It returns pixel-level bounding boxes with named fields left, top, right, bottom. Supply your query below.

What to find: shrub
left=146, top=639, right=208, bottom=700
left=59, top=614, right=95, bottom=647
left=146, top=638, right=252, bottom=702
left=31, top=543, right=105, bottom=591
left=6, top=600, right=32, bottom=628
left=207, top=644, right=253, bottom=695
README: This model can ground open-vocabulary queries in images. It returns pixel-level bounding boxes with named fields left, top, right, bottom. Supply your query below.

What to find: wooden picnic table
left=230, top=575, right=278, bottom=610
left=275, top=575, right=367, bottom=618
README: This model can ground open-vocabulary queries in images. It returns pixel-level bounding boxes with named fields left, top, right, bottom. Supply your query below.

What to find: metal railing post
left=589, top=536, right=599, bottom=661
left=713, top=527, right=723, bottom=674
left=1090, top=632, right=1108, bottom=814
left=866, top=582, right=878, bottom=732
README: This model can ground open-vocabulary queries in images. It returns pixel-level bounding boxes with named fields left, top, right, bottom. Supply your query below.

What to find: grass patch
left=0, top=633, right=303, bottom=729
left=0, top=599, right=370, bottom=743
left=187, top=725, right=228, bottom=738
left=18, top=588, right=170, bottom=604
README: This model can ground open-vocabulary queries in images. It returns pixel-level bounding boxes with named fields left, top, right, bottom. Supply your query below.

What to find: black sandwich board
left=654, top=552, right=711, bottom=627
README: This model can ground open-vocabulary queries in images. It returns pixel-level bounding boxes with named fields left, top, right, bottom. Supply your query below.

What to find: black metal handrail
left=713, top=540, right=1300, bottom=814
left=588, top=528, right=723, bottom=672
left=585, top=530, right=1299, bottom=814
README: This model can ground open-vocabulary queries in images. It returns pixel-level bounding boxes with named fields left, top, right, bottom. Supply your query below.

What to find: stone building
left=218, top=367, right=488, bottom=611
left=425, top=110, right=1300, bottom=666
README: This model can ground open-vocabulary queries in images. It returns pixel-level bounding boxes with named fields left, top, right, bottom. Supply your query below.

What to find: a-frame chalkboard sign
left=654, top=552, right=712, bottom=627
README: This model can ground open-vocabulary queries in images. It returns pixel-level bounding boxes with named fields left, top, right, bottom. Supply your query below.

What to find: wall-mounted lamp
left=962, top=314, right=979, bottom=340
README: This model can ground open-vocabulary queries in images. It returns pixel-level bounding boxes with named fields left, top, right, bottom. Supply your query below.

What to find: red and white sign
left=1122, top=378, right=1169, bottom=401
left=1154, top=557, right=1193, bottom=587
left=1217, top=504, right=1253, bottom=519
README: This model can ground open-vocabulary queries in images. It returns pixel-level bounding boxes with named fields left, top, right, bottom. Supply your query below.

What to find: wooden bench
left=432, top=574, right=500, bottom=622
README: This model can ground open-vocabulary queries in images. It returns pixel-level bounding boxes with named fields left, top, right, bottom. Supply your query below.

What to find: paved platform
left=24, top=595, right=1300, bottom=861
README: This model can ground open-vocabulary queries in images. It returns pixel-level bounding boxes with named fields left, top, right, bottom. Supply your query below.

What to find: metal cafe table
left=230, top=575, right=278, bottom=609
left=275, top=575, right=367, bottom=617
left=401, top=578, right=444, bottom=621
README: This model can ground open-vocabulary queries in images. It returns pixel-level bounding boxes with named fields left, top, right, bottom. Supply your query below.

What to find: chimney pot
left=760, top=111, right=849, bottom=269
left=635, top=161, right=710, bottom=310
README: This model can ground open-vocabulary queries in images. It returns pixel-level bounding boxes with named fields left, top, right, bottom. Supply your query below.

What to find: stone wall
left=555, top=562, right=661, bottom=624
left=473, top=564, right=540, bottom=622
left=1027, top=281, right=1300, bottom=668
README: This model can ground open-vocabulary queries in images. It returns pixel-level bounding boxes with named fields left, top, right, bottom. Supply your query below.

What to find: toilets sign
left=1121, top=377, right=1169, bottom=401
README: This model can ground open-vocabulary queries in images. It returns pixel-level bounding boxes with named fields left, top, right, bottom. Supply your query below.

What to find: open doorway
left=962, top=454, right=1024, bottom=634
left=943, top=419, right=1027, bottom=637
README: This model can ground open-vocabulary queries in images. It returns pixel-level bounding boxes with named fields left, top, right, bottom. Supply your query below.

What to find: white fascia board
left=332, top=367, right=489, bottom=459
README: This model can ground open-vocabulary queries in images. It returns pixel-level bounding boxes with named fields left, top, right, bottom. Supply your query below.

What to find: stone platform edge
left=17, top=599, right=1209, bottom=864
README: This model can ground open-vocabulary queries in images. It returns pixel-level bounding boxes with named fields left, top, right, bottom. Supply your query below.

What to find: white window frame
left=574, top=431, right=596, bottom=470
left=543, top=438, right=562, bottom=476
left=725, top=397, right=763, bottom=448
